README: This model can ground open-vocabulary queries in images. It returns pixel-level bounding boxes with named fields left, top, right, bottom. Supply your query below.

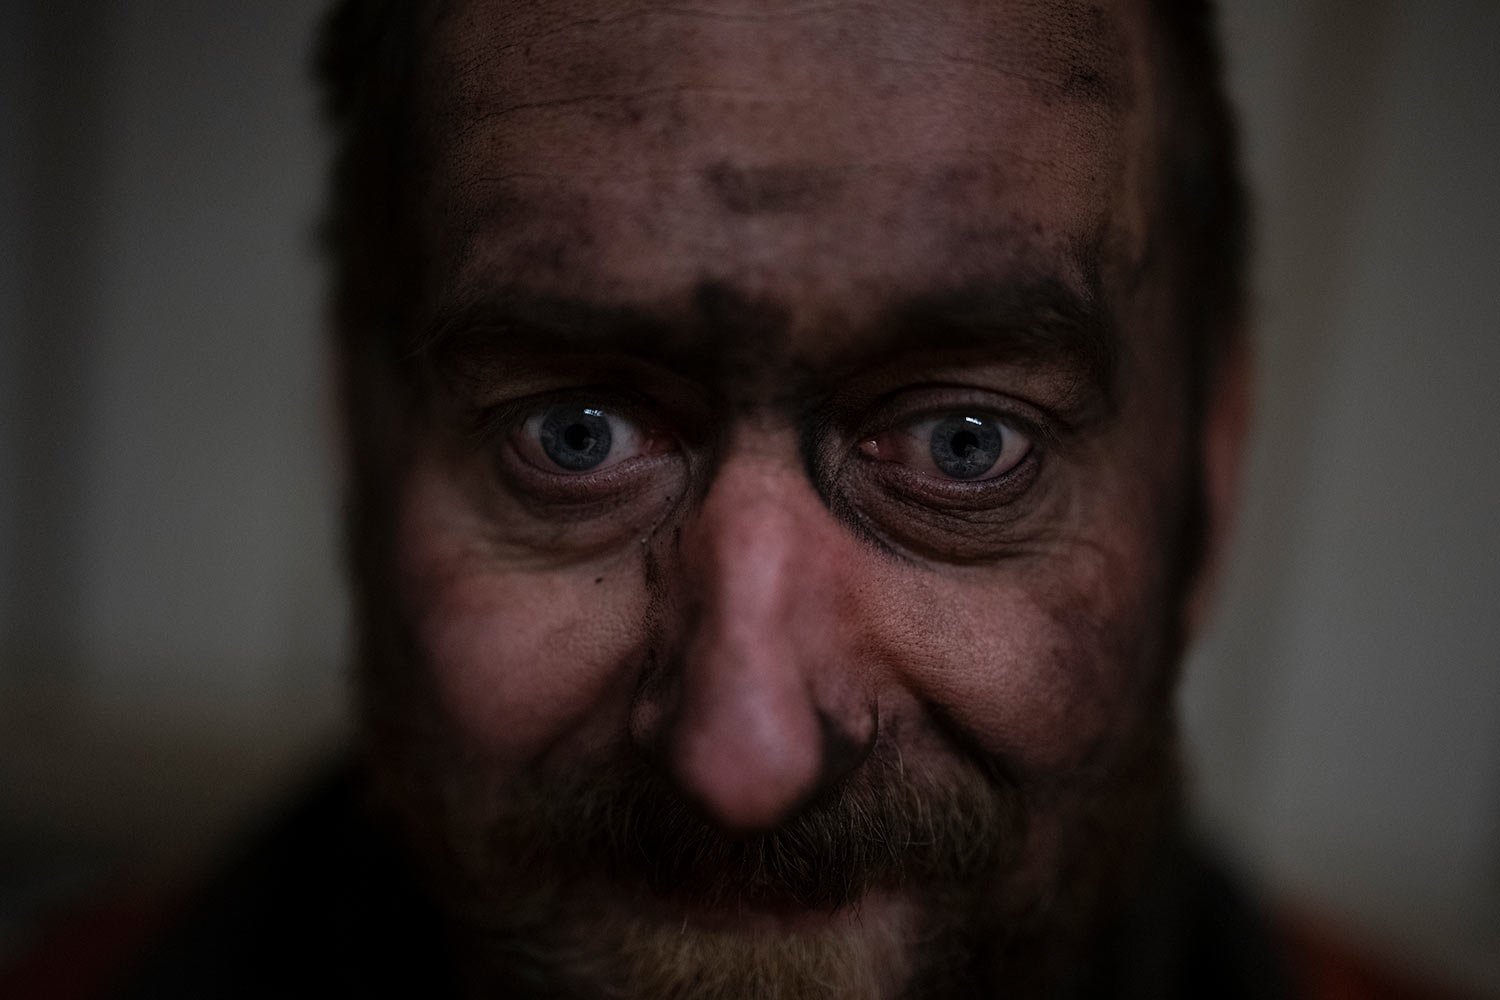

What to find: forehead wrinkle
left=422, top=0, right=1143, bottom=218
left=432, top=150, right=1118, bottom=343
left=430, top=0, right=1135, bottom=121
left=436, top=155, right=1099, bottom=285
left=420, top=0, right=1145, bottom=233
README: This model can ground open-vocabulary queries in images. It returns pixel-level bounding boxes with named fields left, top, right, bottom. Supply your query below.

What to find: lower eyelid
left=495, top=445, right=684, bottom=509
left=828, top=455, right=1046, bottom=564
left=857, top=445, right=1041, bottom=502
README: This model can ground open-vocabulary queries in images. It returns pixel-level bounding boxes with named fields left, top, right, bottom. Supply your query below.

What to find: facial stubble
left=359, top=635, right=1181, bottom=1000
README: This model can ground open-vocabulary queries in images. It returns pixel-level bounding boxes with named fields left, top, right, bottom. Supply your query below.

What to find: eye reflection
left=518, top=403, right=651, bottom=474
left=861, top=412, right=1032, bottom=483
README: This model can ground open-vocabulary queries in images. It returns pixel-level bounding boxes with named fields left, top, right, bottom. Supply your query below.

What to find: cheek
left=395, top=462, right=649, bottom=767
left=883, top=395, right=1195, bottom=776
left=869, top=536, right=1170, bottom=776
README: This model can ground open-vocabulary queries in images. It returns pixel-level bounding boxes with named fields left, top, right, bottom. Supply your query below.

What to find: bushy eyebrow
left=418, top=275, right=1115, bottom=412
left=874, top=277, right=1117, bottom=409
left=417, top=290, right=703, bottom=373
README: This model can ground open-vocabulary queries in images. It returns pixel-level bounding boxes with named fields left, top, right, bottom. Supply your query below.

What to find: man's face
left=360, top=0, right=1209, bottom=995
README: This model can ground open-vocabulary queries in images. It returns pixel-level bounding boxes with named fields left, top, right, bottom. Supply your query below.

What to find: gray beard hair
left=360, top=680, right=1181, bottom=1000
left=438, top=741, right=1012, bottom=999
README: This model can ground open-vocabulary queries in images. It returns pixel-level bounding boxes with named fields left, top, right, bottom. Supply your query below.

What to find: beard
left=358, top=647, right=1182, bottom=1000
left=405, top=742, right=1013, bottom=998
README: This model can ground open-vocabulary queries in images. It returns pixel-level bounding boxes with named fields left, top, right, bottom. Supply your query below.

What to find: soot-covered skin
left=363, top=0, right=1232, bottom=996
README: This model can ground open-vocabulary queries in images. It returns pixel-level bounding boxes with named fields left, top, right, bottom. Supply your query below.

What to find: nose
left=646, top=440, right=875, bottom=831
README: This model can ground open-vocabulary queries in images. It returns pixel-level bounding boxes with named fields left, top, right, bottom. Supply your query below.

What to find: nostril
left=818, top=707, right=878, bottom=787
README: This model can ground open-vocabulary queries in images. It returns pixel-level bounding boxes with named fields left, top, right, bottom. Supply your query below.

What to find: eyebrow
left=418, top=275, right=1116, bottom=410
left=418, top=289, right=715, bottom=380
left=872, top=277, right=1116, bottom=405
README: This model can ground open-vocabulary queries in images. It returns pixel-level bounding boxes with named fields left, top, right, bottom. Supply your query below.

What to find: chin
left=457, top=888, right=933, bottom=1000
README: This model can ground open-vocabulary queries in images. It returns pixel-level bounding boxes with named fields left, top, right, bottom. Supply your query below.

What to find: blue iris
left=929, top=414, right=1003, bottom=479
left=539, top=405, right=613, bottom=471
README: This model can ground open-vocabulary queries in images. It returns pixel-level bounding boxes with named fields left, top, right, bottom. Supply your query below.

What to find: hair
left=313, top=0, right=436, bottom=367
left=1148, top=0, right=1251, bottom=417
left=312, top=0, right=1249, bottom=393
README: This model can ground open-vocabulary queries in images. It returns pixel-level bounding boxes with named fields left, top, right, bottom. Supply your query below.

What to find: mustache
left=481, top=740, right=1025, bottom=912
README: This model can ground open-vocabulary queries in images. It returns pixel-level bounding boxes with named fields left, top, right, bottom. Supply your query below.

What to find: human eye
left=513, top=401, right=662, bottom=474
left=435, top=375, right=695, bottom=558
left=481, top=392, right=683, bottom=519
left=858, top=411, right=1033, bottom=483
left=829, top=390, right=1050, bottom=563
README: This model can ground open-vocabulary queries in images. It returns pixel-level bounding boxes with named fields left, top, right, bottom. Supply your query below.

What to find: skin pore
left=349, top=0, right=1239, bottom=996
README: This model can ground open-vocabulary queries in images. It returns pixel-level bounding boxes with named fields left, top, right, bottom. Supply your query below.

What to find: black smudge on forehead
left=977, top=0, right=1136, bottom=113
left=418, top=275, right=815, bottom=418
left=691, top=280, right=786, bottom=351
left=689, top=279, right=812, bottom=413
left=702, top=161, right=847, bottom=216
left=1053, top=2, right=1134, bottom=109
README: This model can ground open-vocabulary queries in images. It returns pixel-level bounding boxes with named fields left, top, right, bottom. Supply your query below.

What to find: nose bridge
left=691, top=453, right=818, bottom=646
left=659, top=444, right=867, bottom=831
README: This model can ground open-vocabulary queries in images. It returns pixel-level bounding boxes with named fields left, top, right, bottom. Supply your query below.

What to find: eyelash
left=853, top=383, right=1054, bottom=454
left=472, top=390, right=646, bottom=447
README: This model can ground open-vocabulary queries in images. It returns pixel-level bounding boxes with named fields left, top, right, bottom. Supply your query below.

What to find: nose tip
left=672, top=659, right=876, bottom=833
left=670, top=666, right=823, bottom=831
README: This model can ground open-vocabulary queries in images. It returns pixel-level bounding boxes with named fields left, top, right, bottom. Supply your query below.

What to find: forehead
left=415, top=0, right=1153, bottom=343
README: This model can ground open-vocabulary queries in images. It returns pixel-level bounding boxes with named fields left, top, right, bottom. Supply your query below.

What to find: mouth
left=529, top=747, right=1022, bottom=920
left=406, top=741, right=1022, bottom=998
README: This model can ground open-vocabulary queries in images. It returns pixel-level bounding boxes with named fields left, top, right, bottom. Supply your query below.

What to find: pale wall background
left=2, top=0, right=1497, bottom=991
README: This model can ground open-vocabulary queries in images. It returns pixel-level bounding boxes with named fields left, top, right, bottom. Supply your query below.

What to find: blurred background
left=1, top=0, right=1497, bottom=994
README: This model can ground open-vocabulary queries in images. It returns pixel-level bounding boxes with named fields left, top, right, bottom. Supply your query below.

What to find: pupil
left=950, top=430, right=979, bottom=457
left=563, top=424, right=593, bottom=452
